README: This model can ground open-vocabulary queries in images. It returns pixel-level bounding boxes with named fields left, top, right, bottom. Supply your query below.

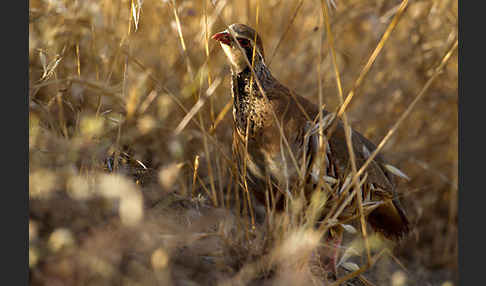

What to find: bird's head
left=212, top=23, right=265, bottom=73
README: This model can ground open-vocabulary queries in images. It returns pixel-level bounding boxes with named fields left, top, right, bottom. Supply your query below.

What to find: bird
left=211, top=23, right=410, bottom=254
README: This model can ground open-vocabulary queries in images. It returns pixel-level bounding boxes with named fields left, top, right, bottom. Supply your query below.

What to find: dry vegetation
left=29, top=0, right=457, bottom=285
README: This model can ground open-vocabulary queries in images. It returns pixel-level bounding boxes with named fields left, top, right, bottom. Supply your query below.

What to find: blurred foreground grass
left=29, top=0, right=457, bottom=285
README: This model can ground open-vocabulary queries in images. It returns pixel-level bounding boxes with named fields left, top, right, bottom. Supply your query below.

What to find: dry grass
left=29, top=0, right=457, bottom=285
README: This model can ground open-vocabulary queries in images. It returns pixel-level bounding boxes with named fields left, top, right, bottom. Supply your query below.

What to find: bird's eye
left=237, top=38, right=250, bottom=47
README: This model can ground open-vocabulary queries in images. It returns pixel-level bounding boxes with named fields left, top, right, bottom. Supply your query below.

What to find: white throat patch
left=221, top=43, right=246, bottom=72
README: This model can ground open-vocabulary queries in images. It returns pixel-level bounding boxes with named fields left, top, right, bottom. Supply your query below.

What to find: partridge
left=212, top=23, right=410, bottom=240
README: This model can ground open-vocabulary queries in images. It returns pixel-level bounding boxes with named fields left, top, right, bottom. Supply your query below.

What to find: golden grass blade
left=168, top=0, right=194, bottom=78
left=320, top=0, right=370, bottom=262
left=131, top=0, right=142, bottom=32
left=268, top=0, right=305, bottom=66
left=138, top=90, right=159, bottom=114
left=75, top=44, right=81, bottom=77
left=209, top=99, right=232, bottom=133
left=336, top=0, right=409, bottom=118
left=191, top=155, right=200, bottom=197
left=40, top=55, right=63, bottom=82
left=204, top=0, right=215, bottom=123
left=174, top=77, right=222, bottom=136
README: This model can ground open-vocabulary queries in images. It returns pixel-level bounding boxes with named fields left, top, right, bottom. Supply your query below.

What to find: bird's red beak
left=211, top=31, right=231, bottom=45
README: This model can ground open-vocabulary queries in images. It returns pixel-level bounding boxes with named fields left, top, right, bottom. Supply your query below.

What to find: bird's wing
left=304, top=112, right=411, bottom=239
left=305, top=111, right=409, bottom=198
